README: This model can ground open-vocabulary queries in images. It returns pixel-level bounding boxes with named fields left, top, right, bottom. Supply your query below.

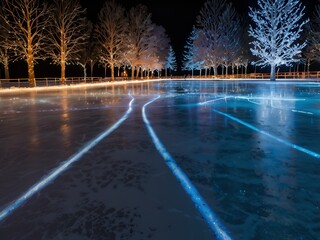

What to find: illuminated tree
left=47, top=0, right=89, bottom=84
left=219, top=3, right=241, bottom=75
left=1, top=0, right=50, bottom=87
left=0, top=19, right=11, bottom=79
left=182, top=26, right=202, bottom=77
left=95, top=0, right=128, bottom=81
left=142, top=24, right=170, bottom=78
left=126, top=4, right=155, bottom=79
left=165, top=46, right=177, bottom=77
left=78, top=21, right=100, bottom=80
left=234, top=17, right=252, bottom=75
left=196, top=0, right=228, bottom=76
left=248, top=0, right=308, bottom=81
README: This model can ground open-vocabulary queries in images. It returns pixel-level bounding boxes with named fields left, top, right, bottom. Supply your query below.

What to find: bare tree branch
left=47, top=0, right=89, bottom=84
left=249, top=0, right=308, bottom=80
left=1, top=0, right=50, bottom=86
left=95, top=0, right=128, bottom=81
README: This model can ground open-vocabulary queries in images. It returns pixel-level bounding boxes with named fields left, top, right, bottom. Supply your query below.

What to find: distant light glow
left=0, top=94, right=134, bottom=222
left=213, top=109, right=320, bottom=158
left=143, top=96, right=233, bottom=240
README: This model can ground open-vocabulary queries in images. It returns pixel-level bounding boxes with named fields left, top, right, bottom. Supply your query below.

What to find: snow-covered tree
left=0, top=0, right=50, bottom=87
left=95, top=0, right=128, bottom=81
left=139, top=24, right=170, bottom=78
left=165, top=46, right=177, bottom=77
left=248, top=0, right=308, bottom=81
left=219, top=3, right=241, bottom=76
left=235, top=17, right=252, bottom=75
left=47, top=0, right=89, bottom=84
left=150, top=25, right=170, bottom=78
left=126, top=4, right=154, bottom=79
left=196, top=0, right=228, bottom=76
left=182, top=26, right=202, bottom=77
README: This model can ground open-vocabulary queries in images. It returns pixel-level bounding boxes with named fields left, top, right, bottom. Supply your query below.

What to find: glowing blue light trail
left=291, top=109, right=313, bottom=115
left=198, top=97, right=230, bottom=106
left=0, top=94, right=134, bottom=222
left=213, top=109, right=320, bottom=158
left=142, top=96, right=233, bottom=240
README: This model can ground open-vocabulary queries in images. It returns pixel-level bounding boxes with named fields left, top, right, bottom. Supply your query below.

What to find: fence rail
left=1, top=72, right=319, bottom=89
left=0, top=77, right=111, bottom=89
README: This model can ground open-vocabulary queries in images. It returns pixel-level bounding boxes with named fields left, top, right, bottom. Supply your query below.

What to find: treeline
left=0, top=0, right=177, bottom=86
left=182, top=0, right=320, bottom=81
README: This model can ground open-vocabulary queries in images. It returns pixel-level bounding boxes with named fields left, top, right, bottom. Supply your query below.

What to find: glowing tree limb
left=196, top=0, right=228, bottom=76
left=165, top=46, right=177, bottom=78
left=95, top=0, right=128, bottom=81
left=0, top=20, right=11, bottom=79
left=1, top=0, right=50, bottom=87
left=248, top=0, right=308, bottom=81
left=47, top=0, right=89, bottom=85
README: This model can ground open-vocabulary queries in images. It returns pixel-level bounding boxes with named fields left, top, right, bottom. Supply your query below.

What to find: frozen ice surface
left=0, top=80, right=320, bottom=239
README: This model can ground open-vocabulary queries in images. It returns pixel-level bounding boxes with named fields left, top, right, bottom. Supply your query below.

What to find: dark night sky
left=80, top=0, right=319, bottom=69
left=81, top=0, right=254, bottom=63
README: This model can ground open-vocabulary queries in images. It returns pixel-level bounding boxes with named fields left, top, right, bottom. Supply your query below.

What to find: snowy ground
left=0, top=80, right=319, bottom=240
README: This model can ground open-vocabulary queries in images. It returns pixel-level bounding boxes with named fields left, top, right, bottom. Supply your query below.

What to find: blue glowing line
left=142, top=96, right=233, bottom=240
left=291, top=109, right=313, bottom=115
left=0, top=94, right=135, bottom=222
left=235, top=96, right=305, bottom=101
left=198, top=97, right=230, bottom=106
left=213, top=109, right=320, bottom=159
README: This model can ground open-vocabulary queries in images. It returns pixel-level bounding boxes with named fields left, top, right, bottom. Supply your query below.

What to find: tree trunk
left=83, top=66, right=87, bottom=82
left=27, top=50, right=36, bottom=87
left=27, top=20, right=36, bottom=87
left=4, top=62, right=10, bottom=79
left=270, top=64, right=276, bottom=81
left=61, top=55, right=66, bottom=85
left=213, top=66, right=218, bottom=76
left=131, top=67, right=135, bottom=80
left=90, top=60, right=94, bottom=77
left=110, top=63, right=114, bottom=81
left=4, top=51, right=10, bottom=79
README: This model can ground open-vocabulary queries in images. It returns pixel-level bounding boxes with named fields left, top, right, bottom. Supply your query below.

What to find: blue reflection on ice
left=143, top=96, right=233, bottom=240
left=213, top=109, right=320, bottom=158
left=0, top=94, right=135, bottom=222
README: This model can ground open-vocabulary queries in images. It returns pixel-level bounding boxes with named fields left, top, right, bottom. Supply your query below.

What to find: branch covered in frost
left=248, top=0, right=308, bottom=67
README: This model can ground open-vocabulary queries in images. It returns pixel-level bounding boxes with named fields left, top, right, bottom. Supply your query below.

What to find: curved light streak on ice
left=213, top=109, right=320, bottom=159
left=198, top=97, right=230, bottom=106
left=235, top=96, right=306, bottom=102
left=0, top=94, right=135, bottom=222
left=142, top=96, right=233, bottom=240
left=291, top=109, right=313, bottom=115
